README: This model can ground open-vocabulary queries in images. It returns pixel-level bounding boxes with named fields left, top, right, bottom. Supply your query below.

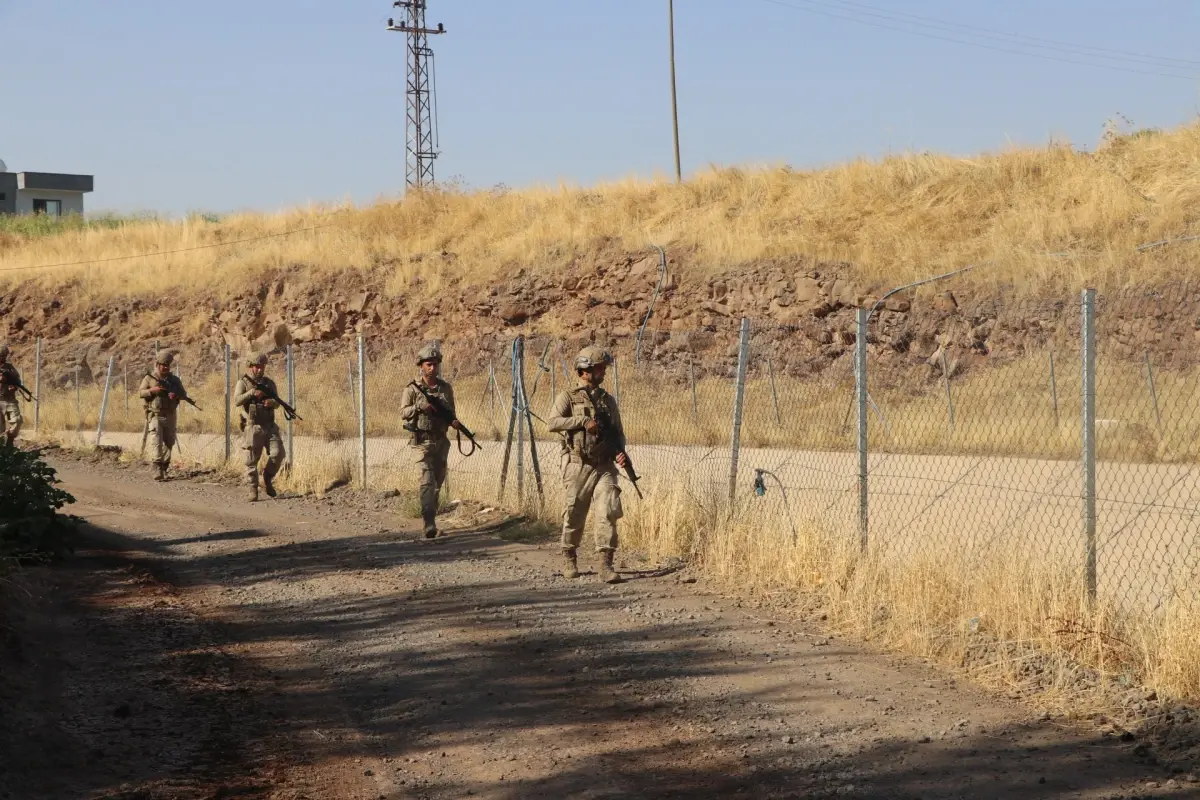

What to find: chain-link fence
left=10, top=287, right=1200, bottom=625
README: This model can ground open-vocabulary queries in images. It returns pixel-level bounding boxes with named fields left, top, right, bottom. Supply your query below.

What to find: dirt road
left=2, top=452, right=1195, bottom=799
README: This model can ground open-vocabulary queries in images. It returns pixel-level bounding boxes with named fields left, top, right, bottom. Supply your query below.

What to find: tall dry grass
left=4, top=123, right=1200, bottom=302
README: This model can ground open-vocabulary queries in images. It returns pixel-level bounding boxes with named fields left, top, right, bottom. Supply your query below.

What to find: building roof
left=1, top=172, right=94, bottom=193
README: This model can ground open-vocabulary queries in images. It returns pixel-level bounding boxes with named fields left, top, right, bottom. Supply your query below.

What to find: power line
left=804, top=0, right=1200, bottom=70
left=755, top=0, right=1200, bottom=81
left=0, top=222, right=335, bottom=274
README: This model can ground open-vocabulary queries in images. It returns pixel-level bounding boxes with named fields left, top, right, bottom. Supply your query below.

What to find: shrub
left=0, top=447, right=79, bottom=564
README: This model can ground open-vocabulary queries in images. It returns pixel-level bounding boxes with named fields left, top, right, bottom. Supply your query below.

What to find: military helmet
left=574, top=346, right=612, bottom=371
left=247, top=352, right=269, bottom=368
left=416, top=342, right=443, bottom=365
left=155, top=349, right=175, bottom=366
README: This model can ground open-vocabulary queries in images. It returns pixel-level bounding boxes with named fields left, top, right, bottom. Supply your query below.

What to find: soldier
left=234, top=352, right=286, bottom=502
left=547, top=345, right=628, bottom=584
left=0, top=345, right=25, bottom=448
left=399, top=342, right=462, bottom=539
left=137, top=349, right=187, bottom=480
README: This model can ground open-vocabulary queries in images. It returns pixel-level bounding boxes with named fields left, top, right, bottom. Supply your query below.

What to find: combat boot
left=423, top=525, right=439, bottom=539
left=262, top=472, right=277, bottom=498
left=598, top=550, right=623, bottom=584
left=154, top=463, right=167, bottom=482
left=561, top=549, right=579, bottom=579
left=248, top=484, right=259, bottom=502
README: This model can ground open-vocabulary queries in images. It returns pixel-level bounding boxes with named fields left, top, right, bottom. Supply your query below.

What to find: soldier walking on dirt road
left=400, top=342, right=463, bottom=539
left=234, top=353, right=286, bottom=502
left=137, top=349, right=188, bottom=481
left=0, top=345, right=26, bottom=448
left=547, top=346, right=628, bottom=584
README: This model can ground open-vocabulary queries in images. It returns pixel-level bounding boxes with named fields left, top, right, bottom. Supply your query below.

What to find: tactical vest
left=409, top=379, right=452, bottom=442
left=563, top=386, right=620, bottom=464
left=0, top=364, right=19, bottom=403
left=239, top=376, right=278, bottom=428
left=144, top=374, right=183, bottom=416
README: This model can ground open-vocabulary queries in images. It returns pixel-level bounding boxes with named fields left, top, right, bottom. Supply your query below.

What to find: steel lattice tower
left=386, top=2, right=446, bottom=190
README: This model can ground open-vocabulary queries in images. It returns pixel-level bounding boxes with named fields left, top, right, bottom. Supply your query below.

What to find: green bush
left=0, top=447, right=79, bottom=564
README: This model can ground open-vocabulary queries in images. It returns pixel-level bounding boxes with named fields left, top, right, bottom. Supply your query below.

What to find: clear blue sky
left=1, top=1, right=1197, bottom=216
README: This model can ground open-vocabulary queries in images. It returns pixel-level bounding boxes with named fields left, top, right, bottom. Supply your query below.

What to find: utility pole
left=386, top=1, right=446, bottom=190
left=668, top=0, right=682, bottom=182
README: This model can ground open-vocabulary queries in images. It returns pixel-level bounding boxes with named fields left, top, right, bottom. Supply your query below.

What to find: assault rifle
left=590, top=396, right=643, bottom=499
left=150, top=374, right=202, bottom=411
left=408, top=380, right=479, bottom=455
left=0, top=364, right=34, bottom=402
left=251, top=378, right=301, bottom=421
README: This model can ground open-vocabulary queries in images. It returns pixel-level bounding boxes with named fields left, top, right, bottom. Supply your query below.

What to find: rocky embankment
left=2, top=251, right=1196, bottom=386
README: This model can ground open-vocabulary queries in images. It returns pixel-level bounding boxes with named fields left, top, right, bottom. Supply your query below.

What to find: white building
left=0, top=159, right=94, bottom=216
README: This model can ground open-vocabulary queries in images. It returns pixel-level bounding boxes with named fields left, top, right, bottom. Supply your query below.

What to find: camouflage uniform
left=547, top=346, right=626, bottom=583
left=137, top=350, right=186, bottom=480
left=0, top=345, right=24, bottom=447
left=400, top=343, right=456, bottom=538
left=234, top=353, right=286, bottom=501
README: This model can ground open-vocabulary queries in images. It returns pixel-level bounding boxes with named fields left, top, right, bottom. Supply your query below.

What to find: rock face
left=0, top=251, right=1191, bottom=392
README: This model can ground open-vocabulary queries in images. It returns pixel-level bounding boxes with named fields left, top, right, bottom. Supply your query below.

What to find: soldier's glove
left=583, top=419, right=600, bottom=434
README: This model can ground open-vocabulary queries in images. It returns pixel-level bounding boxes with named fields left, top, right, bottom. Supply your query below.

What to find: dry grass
left=613, top=487, right=1200, bottom=710
left=26, top=342, right=1200, bottom=466
left=4, top=124, right=1200, bottom=301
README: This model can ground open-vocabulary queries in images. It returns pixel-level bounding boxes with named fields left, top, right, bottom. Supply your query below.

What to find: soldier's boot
left=422, top=501, right=438, bottom=539
left=248, top=482, right=259, bottom=502
left=262, top=470, right=277, bottom=498
left=154, top=463, right=167, bottom=482
left=599, top=550, right=623, bottom=584
left=561, top=549, right=580, bottom=579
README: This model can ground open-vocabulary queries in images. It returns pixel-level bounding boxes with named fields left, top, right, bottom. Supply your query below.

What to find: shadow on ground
left=3, top=507, right=1194, bottom=799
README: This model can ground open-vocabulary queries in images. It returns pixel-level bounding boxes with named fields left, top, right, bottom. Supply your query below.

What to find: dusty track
left=2, top=453, right=1195, bottom=799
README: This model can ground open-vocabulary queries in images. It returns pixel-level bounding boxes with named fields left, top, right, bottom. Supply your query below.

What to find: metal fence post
left=856, top=307, right=869, bottom=551
left=1144, top=350, right=1162, bottom=433
left=767, top=356, right=782, bottom=427
left=498, top=343, right=519, bottom=502
left=1049, top=350, right=1059, bottom=428
left=75, top=364, right=81, bottom=428
left=1082, top=288, right=1097, bottom=603
left=519, top=340, right=544, bottom=503
left=728, top=317, right=751, bottom=504
left=689, top=356, right=698, bottom=418
left=612, top=355, right=621, bottom=406
left=95, top=356, right=115, bottom=447
left=223, top=344, right=231, bottom=462
left=285, top=344, right=295, bottom=474
left=357, top=335, right=367, bottom=489
left=33, top=337, right=42, bottom=434
left=516, top=338, right=526, bottom=505
left=940, top=347, right=956, bottom=432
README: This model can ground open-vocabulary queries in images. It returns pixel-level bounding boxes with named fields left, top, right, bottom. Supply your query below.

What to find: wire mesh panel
left=862, top=291, right=1087, bottom=631
left=734, top=321, right=859, bottom=544
left=1094, top=294, right=1200, bottom=614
